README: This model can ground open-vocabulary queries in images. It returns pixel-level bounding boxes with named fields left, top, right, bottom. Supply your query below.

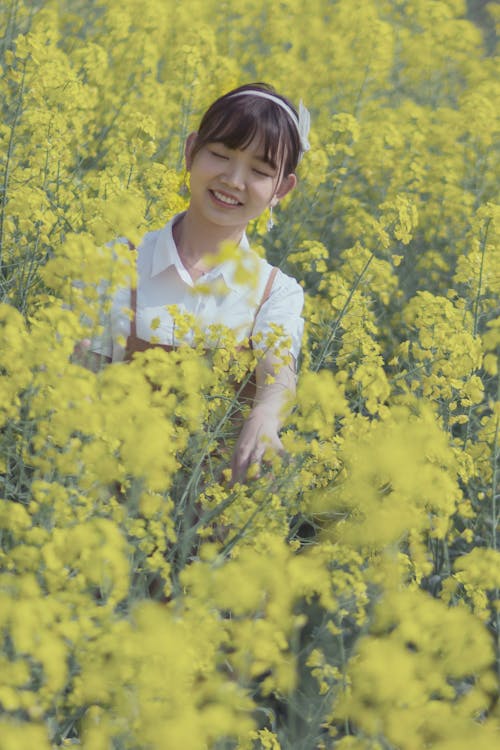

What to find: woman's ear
left=271, top=173, right=297, bottom=206
left=184, top=132, right=198, bottom=171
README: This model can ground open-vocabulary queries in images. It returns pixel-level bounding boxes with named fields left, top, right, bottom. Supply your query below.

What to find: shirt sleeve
left=251, top=269, right=304, bottom=361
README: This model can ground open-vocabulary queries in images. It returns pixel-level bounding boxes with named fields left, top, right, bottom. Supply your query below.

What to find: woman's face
left=185, top=133, right=296, bottom=232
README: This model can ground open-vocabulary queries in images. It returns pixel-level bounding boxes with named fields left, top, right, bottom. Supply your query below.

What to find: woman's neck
left=174, top=208, right=246, bottom=265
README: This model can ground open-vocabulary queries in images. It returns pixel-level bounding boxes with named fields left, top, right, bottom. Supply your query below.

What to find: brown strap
left=255, top=266, right=278, bottom=319
left=249, top=267, right=278, bottom=346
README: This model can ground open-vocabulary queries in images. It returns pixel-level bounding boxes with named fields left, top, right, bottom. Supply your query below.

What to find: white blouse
left=89, top=214, right=304, bottom=362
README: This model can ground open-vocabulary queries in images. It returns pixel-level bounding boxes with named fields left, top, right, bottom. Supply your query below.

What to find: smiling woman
left=86, top=82, right=310, bottom=483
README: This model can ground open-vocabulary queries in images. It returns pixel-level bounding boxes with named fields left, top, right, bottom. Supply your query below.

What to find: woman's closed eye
left=209, top=148, right=229, bottom=160
left=249, top=163, right=268, bottom=175
left=252, top=158, right=276, bottom=178
left=252, top=161, right=275, bottom=178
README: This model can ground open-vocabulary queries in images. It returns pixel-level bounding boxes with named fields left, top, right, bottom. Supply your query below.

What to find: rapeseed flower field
left=0, top=1, right=499, bottom=747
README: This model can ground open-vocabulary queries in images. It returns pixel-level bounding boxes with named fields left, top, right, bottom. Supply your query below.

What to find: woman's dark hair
left=190, top=82, right=302, bottom=177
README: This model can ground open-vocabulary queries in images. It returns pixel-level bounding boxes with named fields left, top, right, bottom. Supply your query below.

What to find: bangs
left=194, top=89, right=301, bottom=175
left=203, top=105, right=285, bottom=169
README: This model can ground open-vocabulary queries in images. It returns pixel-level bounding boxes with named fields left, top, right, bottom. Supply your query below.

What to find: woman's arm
left=230, top=351, right=296, bottom=483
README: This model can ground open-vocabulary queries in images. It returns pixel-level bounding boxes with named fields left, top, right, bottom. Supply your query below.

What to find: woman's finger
left=230, top=448, right=252, bottom=485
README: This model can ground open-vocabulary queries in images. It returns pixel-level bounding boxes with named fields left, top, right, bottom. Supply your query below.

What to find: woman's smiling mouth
left=210, top=189, right=242, bottom=206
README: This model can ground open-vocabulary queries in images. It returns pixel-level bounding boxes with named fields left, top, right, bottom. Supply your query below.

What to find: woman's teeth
left=213, top=190, right=239, bottom=205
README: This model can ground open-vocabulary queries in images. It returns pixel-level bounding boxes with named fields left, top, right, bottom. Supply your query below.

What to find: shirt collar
left=150, top=212, right=253, bottom=292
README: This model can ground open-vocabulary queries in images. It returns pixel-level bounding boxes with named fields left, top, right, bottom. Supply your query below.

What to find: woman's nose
left=221, top=159, right=246, bottom=189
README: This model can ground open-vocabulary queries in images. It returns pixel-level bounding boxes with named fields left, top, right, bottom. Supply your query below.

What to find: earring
left=267, top=205, right=274, bottom=232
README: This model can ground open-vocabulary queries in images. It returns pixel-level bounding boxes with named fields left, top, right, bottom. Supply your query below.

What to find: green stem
left=491, top=371, right=499, bottom=554
left=175, top=370, right=256, bottom=511
left=218, top=500, right=264, bottom=557
left=492, top=367, right=499, bottom=679
left=219, top=469, right=296, bottom=558
left=472, top=216, right=490, bottom=338
left=312, top=251, right=375, bottom=372
left=337, top=622, right=351, bottom=736
left=460, top=216, right=491, bottom=452
left=0, top=59, right=26, bottom=290
left=0, top=0, right=20, bottom=57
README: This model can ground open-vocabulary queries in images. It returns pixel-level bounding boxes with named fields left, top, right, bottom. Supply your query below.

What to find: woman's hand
left=230, top=407, right=285, bottom=484
left=230, top=351, right=296, bottom=484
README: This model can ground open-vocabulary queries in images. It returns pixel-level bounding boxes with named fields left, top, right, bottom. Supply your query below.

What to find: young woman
left=86, top=82, right=310, bottom=483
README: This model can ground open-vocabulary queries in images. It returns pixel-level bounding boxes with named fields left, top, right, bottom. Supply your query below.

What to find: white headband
left=228, top=90, right=311, bottom=158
